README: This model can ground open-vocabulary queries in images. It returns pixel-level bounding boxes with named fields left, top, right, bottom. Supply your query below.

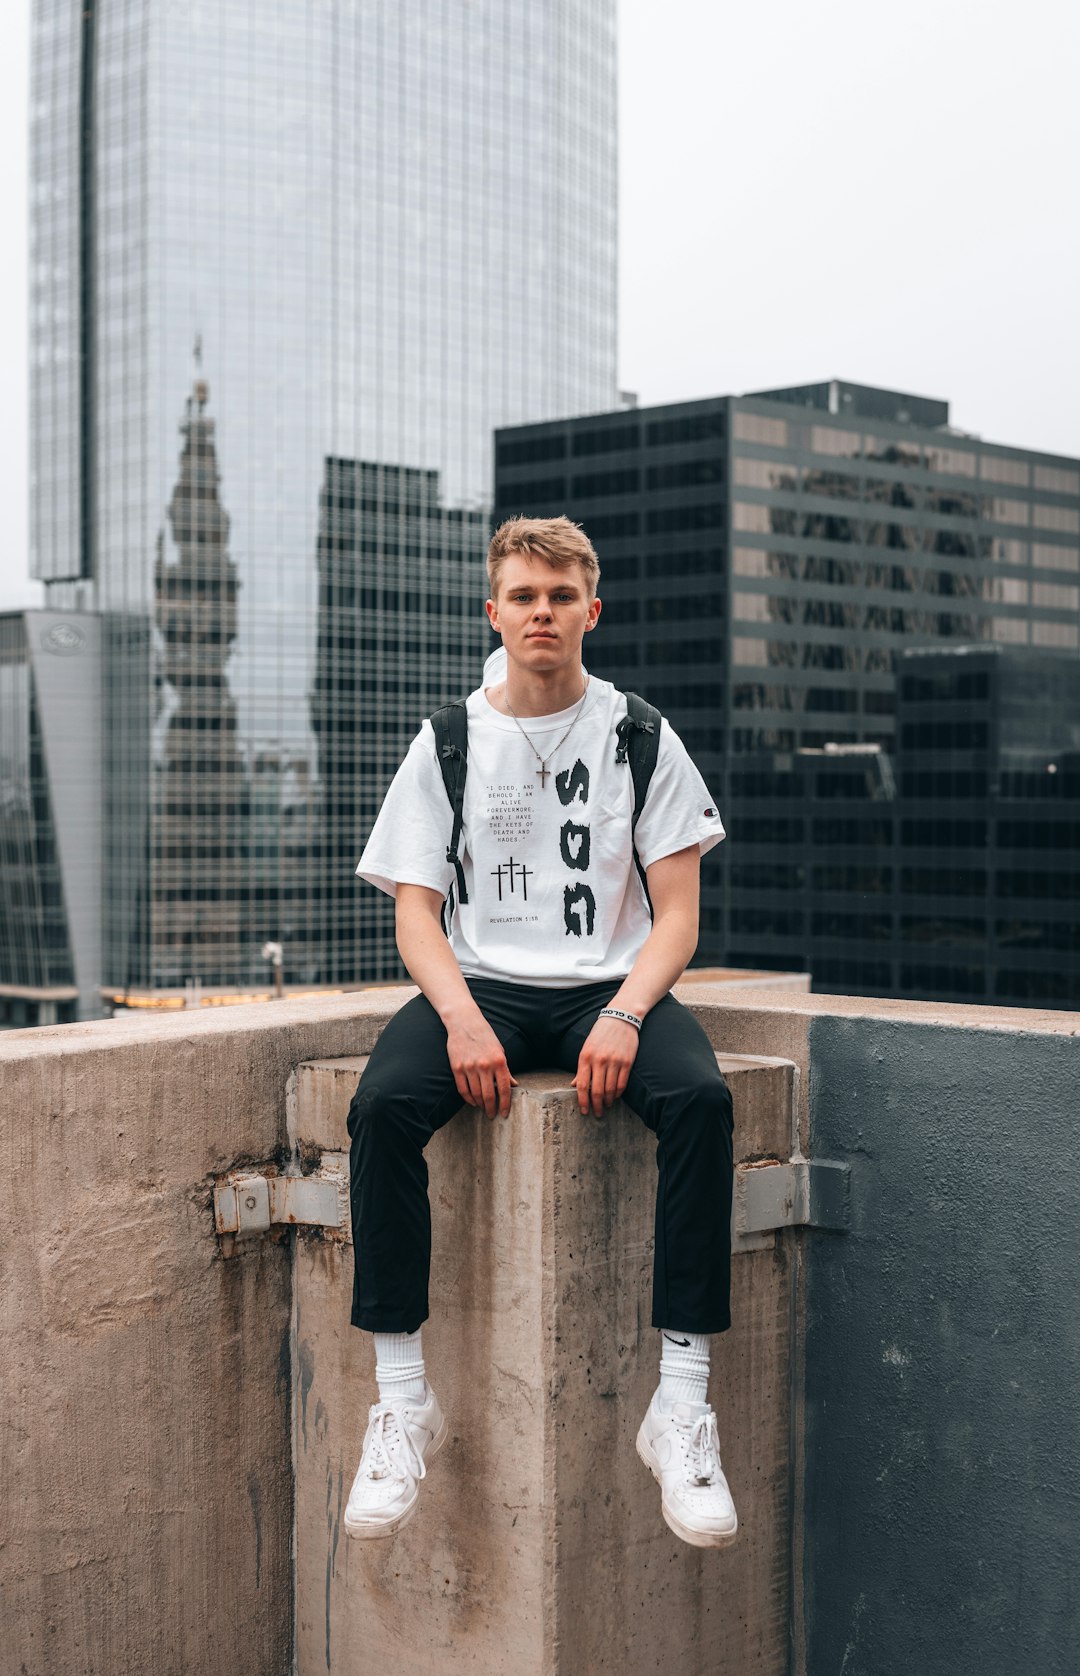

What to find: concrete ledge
left=293, top=1056, right=796, bottom=1676
left=4, top=988, right=1075, bottom=1675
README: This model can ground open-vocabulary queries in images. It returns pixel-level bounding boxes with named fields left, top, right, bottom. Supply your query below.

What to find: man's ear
left=485, top=597, right=500, bottom=632
left=584, top=596, right=602, bottom=630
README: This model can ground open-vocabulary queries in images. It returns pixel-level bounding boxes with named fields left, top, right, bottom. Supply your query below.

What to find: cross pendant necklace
left=505, top=678, right=590, bottom=788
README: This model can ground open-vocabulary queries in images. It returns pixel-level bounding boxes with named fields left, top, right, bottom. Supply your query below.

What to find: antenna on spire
left=192, top=333, right=208, bottom=407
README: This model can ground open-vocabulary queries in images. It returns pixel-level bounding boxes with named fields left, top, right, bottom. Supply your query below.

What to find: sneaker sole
left=344, top=1411, right=450, bottom=1542
left=635, top=1424, right=739, bottom=1551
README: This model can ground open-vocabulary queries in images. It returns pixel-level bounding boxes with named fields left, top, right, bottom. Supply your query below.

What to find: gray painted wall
left=803, top=1016, right=1080, bottom=1675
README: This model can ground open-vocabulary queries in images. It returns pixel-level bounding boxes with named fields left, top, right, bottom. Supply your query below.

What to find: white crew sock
left=657, top=1329, right=711, bottom=1411
left=373, top=1328, right=427, bottom=1403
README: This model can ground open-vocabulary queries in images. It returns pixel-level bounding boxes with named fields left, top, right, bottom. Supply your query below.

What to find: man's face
left=486, top=554, right=601, bottom=673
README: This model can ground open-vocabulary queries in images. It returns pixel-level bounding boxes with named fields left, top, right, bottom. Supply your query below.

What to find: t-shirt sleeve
left=631, top=718, right=726, bottom=870
left=354, top=721, right=455, bottom=899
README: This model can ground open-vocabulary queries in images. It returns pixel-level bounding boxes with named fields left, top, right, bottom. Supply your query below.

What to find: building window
left=1034, top=503, right=1080, bottom=534
left=733, top=412, right=789, bottom=448
left=571, top=425, right=640, bottom=457
left=979, top=455, right=1029, bottom=486
left=571, top=468, right=639, bottom=497
left=647, top=459, right=724, bottom=492
left=647, top=412, right=725, bottom=447
left=808, top=426, right=861, bottom=458
left=924, top=445, right=977, bottom=478
left=1034, top=463, right=1080, bottom=495
left=498, top=477, right=566, bottom=505
left=497, top=435, right=567, bottom=467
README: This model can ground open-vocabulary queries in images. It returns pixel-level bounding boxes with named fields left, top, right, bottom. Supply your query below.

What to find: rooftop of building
left=495, top=380, right=1080, bottom=465
left=749, top=378, right=950, bottom=429
left=3, top=982, right=1078, bottom=1672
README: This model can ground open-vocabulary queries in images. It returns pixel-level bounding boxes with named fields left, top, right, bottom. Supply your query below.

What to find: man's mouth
left=527, top=632, right=557, bottom=641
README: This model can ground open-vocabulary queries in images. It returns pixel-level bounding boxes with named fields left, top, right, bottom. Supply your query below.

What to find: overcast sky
left=2, top=0, right=1078, bottom=609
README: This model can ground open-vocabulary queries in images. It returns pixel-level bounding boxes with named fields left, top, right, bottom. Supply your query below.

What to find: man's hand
left=446, top=1009, right=517, bottom=1119
left=575, top=1014, right=640, bottom=1118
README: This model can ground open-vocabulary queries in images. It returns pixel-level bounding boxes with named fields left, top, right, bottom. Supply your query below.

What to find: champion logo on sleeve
left=704, top=807, right=719, bottom=817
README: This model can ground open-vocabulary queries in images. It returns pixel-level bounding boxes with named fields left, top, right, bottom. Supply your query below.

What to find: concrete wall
left=3, top=986, right=1077, bottom=1676
left=0, top=991, right=410, bottom=1676
left=686, top=990, right=1080, bottom=1676
left=802, top=1013, right=1080, bottom=1676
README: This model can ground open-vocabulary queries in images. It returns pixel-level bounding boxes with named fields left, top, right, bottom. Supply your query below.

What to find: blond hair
left=487, top=516, right=600, bottom=599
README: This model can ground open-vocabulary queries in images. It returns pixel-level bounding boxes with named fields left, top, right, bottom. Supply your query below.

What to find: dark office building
left=890, top=646, right=1080, bottom=1006
left=493, top=381, right=1080, bottom=1004
left=311, top=458, right=487, bottom=982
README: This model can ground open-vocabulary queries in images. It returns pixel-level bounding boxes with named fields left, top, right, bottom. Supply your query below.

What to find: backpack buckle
left=615, top=712, right=653, bottom=764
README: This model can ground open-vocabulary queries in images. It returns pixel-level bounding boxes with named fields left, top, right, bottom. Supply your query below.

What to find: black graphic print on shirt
left=480, top=755, right=599, bottom=936
left=564, top=882, right=596, bottom=937
left=557, top=758, right=595, bottom=937
left=556, top=760, right=589, bottom=807
left=490, top=858, right=533, bottom=901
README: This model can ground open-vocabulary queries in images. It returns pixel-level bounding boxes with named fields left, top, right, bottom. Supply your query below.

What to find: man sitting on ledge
left=345, top=515, right=736, bottom=1549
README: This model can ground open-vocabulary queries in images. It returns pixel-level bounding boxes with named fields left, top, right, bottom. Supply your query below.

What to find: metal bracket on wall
left=733, top=1158, right=850, bottom=1250
left=213, top=1152, right=349, bottom=1254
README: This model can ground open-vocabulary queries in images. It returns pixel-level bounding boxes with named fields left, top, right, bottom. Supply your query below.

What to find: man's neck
left=494, top=664, right=588, bottom=718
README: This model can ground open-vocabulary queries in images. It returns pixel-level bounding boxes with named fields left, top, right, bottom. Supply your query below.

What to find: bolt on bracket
left=213, top=1153, right=349, bottom=1247
left=734, top=1158, right=850, bottom=1245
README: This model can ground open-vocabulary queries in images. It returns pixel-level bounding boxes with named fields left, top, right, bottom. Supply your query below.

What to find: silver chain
left=504, top=678, right=590, bottom=788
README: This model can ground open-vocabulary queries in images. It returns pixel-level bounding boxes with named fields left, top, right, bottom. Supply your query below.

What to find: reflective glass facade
left=28, top=0, right=618, bottom=1001
left=0, top=618, right=75, bottom=1016
left=494, top=383, right=1080, bottom=1006
left=0, top=610, right=102, bottom=1027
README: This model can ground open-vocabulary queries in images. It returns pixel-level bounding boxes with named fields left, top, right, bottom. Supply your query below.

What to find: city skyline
left=3, top=0, right=1080, bottom=610
left=2, top=0, right=618, bottom=1018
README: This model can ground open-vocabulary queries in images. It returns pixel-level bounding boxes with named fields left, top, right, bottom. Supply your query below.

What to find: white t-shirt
left=356, top=677, right=725, bottom=988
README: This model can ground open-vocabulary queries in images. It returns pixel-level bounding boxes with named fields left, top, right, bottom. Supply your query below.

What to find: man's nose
left=532, top=599, right=553, bottom=618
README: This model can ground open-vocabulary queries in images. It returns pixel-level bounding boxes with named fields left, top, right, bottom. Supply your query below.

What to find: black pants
left=347, top=978, right=734, bottom=1337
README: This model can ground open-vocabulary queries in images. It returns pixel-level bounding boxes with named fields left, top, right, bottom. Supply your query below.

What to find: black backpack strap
left=615, top=691, right=663, bottom=916
left=615, top=691, right=662, bottom=835
left=430, top=700, right=469, bottom=906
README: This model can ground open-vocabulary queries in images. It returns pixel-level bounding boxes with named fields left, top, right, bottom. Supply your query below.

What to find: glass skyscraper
left=16, top=0, right=618, bottom=1014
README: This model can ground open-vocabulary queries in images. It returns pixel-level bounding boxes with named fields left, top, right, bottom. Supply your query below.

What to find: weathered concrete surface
left=802, top=1013, right=1080, bottom=1676
left=682, top=983, right=1080, bottom=1154
left=294, top=1054, right=796, bottom=1676
left=7, top=986, right=1074, bottom=1676
left=683, top=988, right=1080, bottom=1676
left=0, top=989, right=413, bottom=1676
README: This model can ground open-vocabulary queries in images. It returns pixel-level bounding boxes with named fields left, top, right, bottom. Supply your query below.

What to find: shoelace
left=360, top=1402, right=428, bottom=1484
left=685, top=1411, right=722, bottom=1487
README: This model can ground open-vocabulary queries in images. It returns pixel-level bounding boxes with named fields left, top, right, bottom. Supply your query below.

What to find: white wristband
left=598, top=1006, right=643, bottom=1031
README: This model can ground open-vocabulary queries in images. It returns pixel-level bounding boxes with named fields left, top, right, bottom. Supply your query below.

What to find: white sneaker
left=636, top=1395, right=738, bottom=1548
left=344, top=1386, right=448, bottom=1540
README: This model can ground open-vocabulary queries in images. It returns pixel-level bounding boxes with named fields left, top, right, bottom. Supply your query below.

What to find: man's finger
left=495, top=1063, right=512, bottom=1119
